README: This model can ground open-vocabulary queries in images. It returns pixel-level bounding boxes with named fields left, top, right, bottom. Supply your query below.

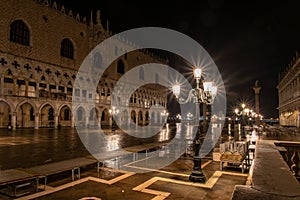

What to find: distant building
left=277, top=52, right=300, bottom=127
left=0, top=0, right=168, bottom=129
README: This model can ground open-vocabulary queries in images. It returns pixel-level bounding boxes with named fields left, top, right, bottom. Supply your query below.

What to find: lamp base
left=189, top=171, right=206, bottom=183
left=189, top=157, right=206, bottom=183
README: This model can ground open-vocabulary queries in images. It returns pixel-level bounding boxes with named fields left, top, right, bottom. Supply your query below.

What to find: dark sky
left=57, top=0, right=300, bottom=118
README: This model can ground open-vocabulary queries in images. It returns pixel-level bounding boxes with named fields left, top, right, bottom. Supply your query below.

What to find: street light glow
left=203, top=81, right=213, bottom=92
left=235, top=108, right=239, bottom=114
left=172, top=84, right=181, bottom=98
left=193, top=68, right=202, bottom=79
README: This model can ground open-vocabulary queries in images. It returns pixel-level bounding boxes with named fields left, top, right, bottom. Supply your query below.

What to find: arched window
left=117, top=60, right=125, bottom=74
left=139, top=68, right=144, bottom=80
left=10, top=20, right=30, bottom=46
left=60, top=38, right=74, bottom=59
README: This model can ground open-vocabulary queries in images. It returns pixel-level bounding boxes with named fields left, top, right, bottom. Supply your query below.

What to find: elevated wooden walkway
left=0, top=157, right=99, bottom=197
left=0, top=142, right=169, bottom=197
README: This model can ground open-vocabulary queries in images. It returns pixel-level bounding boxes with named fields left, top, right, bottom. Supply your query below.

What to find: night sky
left=56, top=0, right=300, bottom=118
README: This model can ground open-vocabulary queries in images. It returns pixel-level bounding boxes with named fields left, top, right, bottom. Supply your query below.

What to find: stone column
left=54, top=114, right=59, bottom=129
left=11, top=113, right=16, bottom=130
left=109, top=116, right=112, bottom=128
left=128, top=115, right=131, bottom=126
left=97, top=116, right=101, bottom=128
left=142, top=112, right=146, bottom=126
left=34, top=113, right=39, bottom=129
left=85, top=116, right=89, bottom=127
left=71, top=115, right=75, bottom=128
left=252, top=80, right=262, bottom=124
left=135, top=115, right=138, bottom=127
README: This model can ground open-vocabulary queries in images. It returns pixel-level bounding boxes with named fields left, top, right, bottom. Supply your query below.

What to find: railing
left=275, top=141, right=300, bottom=182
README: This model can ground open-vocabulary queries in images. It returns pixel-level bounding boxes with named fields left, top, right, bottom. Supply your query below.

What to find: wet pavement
left=0, top=128, right=90, bottom=170
left=0, top=125, right=299, bottom=199
left=3, top=157, right=248, bottom=200
left=0, top=124, right=228, bottom=170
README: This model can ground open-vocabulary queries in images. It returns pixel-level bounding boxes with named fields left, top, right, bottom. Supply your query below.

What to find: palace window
left=75, top=88, right=80, bottom=96
left=60, top=38, right=74, bottom=59
left=82, top=90, right=87, bottom=98
left=10, top=20, right=30, bottom=46
left=28, top=82, right=36, bottom=97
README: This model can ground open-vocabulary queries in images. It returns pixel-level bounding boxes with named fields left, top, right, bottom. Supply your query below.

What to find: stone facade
left=278, top=52, right=300, bottom=127
left=0, top=0, right=168, bottom=129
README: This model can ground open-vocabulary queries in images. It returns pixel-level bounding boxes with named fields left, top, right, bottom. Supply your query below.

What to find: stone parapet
left=231, top=140, right=300, bottom=200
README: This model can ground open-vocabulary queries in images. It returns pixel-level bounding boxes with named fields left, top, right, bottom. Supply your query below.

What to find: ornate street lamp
left=172, top=67, right=217, bottom=183
left=233, top=104, right=255, bottom=139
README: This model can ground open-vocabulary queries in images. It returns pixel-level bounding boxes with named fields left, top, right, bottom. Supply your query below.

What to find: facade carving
left=278, top=52, right=300, bottom=127
left=0, top=0, right=168, bottom=129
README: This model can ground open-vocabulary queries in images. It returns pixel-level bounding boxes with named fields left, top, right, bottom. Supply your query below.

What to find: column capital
left=10, top=112, right=17, bottom=116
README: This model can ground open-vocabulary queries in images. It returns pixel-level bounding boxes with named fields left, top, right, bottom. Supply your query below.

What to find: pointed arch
left=17, top=102, right=35, bottom=128
left=0, top=100, right=12, bottom=128
left=58, top=104, right=71, bottom=127
left=39, top=103, right=55, bottom=127
left=16, top=99, right=37, bottom=113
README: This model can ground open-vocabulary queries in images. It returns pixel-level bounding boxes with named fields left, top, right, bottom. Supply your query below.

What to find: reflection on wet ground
left=0, top=124, right=299, bottom=171
left=0, top=124, right=194, bottom=170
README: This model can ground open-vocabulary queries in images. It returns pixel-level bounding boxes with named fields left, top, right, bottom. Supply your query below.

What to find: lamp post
left=234, top=104, right=255, bottom=139
left=172, top=67, right=217, bottom=183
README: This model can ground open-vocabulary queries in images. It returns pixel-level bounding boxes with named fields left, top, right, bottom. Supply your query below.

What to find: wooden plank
left=0, top=169, right=37, bottom=185
left=26, top=157, right=97, bottom=176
